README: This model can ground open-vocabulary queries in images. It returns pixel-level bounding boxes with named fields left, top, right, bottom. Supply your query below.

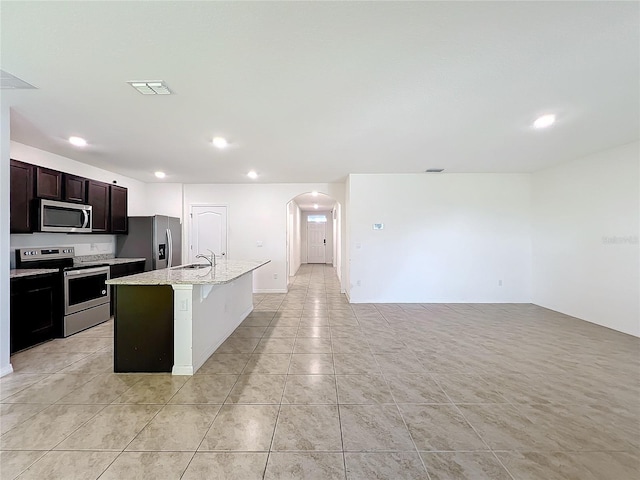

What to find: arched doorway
left=286, top=192, right=342, bottom=289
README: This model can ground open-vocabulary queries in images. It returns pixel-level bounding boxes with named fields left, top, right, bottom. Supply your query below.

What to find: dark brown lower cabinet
left=10, top=273, right=62, bottom=353
left=114, top=285, right=174, bottom=372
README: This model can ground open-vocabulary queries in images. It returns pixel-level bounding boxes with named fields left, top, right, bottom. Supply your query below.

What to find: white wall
left=532, top=142, right=639, bottom=337
left=183, top=183, right=345, bottom=293
left=347, top=173, right=532, bottom=303
left=300, top=210, right=333, bottom=264
left=145, top=183, right=183, bottom=219
left=286, top=201, right=302, bottom=277
left=9, top=142, right=149, bottom=265
left=1, top=103, right=13, bottom=376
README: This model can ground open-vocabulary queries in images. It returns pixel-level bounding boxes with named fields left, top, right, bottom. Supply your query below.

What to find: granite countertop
left=10, top=268, right=59, bottom=279
left=106, top=259, right=270, bottom=286
left=75, top=257, right=146, bottom=267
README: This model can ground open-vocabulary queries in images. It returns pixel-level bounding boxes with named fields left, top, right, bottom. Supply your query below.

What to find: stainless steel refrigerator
left=116, top=215, right=182, bottom=271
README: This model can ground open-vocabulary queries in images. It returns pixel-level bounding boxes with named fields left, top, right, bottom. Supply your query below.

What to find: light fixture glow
left=212, top=137, right=228, bottom=149
left=313, top=204, right=319, bottom=209
left=69, top=136, right=87, bottom=147
left=311, top=191, right=319, bottom=197
left=154, top=171, right=166, bottom=179
left=533, top=114, right=556, bottom=129
left=247, top=170, right=258, bottom=179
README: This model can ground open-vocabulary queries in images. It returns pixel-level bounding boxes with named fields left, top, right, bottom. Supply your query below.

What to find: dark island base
left=114, top=285, right=174, bottom=372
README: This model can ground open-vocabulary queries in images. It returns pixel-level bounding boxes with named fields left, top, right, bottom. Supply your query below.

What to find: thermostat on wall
left=372, top=223, right=384, bottom=230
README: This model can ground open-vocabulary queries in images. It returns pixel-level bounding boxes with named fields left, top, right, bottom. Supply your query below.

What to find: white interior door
left=307, top=222, right=326, bottom=264
left=191, top=205, right=227, bottom=263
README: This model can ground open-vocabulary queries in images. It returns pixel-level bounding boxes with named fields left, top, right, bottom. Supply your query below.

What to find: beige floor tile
left=399, top=404, right=488, bottom=451
left=333, top=353, right=381, bottom=375
left=127, top=404, right=220, bottom=451
left=345, top=452, right=429, bottom=480
left=289, top=354, right=334, bottom=374
left=243, top=354, right=291, bottom=374
left=0, top=374, right=49, bottom=401
left=57, top=352, right=113, bottom=374
left=272, top=405, right=342, bottom=451
left=254, top=338, right=296, bottom=354
left=99, top=451, right=193, bottom=480
left=3, top=373, right=96, bottom=404
left=0, top=403, right=48, bottom=435
left=55, top=404, right=160, bottom=450
left=12, top=451, right=117, bottom=480
left=264, top=452, right=345, bottom=480
left=216, top=337, right=260, bottom=354
left=339, top=404, right=415, bottom=452
left=496, top=451, right=640, bottom=480
left=282, top=375, right=338, bottom=404
left=11, top=350, right=90, bottom=373
left=112, top=374, right=188, bottom=404
left=297, top=327, right=330, bottom=338
left=169, top=374, right=238, bottom=404
left=336, top=375, right=394, bottom=404
left=0, top=404, right=104, bottom=450
left=199, top=404, right=278, bottom=451
left=421, top=452, right=512, bottom=480
left=197, top=353, right=250, bottom=374
left=225, top=374, right=286, bottom=404
left=432, top=374, right=511, bottom=403
left=385, top=373, right=450, bottom=404
left=293, top=337, right=332, bottom=354
left=182, top=452, right=268, bottom=480
left=56, top=373, right=145, bottom=404
left=0, top=451, right=46, bottom=480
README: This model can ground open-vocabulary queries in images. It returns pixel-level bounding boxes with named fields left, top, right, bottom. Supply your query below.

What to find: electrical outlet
left=273, top=273, right=278, bottom=279
left=356, top=280, right=361, bottom=286
left=498, top=279, right=503, bottom=286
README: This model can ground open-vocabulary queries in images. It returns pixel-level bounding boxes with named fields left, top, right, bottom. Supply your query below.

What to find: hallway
left=1, top=264, right=638, bottom=479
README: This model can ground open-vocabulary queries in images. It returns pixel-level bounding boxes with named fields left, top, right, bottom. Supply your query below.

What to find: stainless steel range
left=16, top=247, right=111, bottom=336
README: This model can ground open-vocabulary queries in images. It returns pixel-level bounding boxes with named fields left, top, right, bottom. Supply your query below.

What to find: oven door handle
left=64, top=266, right=110, bottom=277
left=166, top=228, right=173, bottom=268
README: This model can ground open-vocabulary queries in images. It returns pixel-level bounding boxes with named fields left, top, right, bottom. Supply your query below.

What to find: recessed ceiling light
left=155, top=171, right=166, bottom=179
left=533, top=114, right=556, bottom=129
left=311, top=191, right=319, bottom=197
left=247, top=170, right=258, bottom=179
left=313, top=204, right=319, bottom=210
left=212, top=137, right=228, bottom=149
left=425, top=168, right=444, bottom=173
left=127, top=81, right=172, bottom=95
left=69, top=136, right=87, bottom=147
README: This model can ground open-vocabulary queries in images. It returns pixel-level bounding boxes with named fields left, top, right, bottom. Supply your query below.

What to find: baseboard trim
left=0, top=364, right=14, bottom=377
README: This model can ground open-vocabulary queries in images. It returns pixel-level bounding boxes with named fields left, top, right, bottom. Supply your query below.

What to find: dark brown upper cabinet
left=10, top=159, right=34, bottom=233
left=110, top=185, right=128, bottom=234
left=63, top=174, right=87, bottom=203
left=87, top=180, right=110, bottom=233
left=35, top=166, right=62, bottom=200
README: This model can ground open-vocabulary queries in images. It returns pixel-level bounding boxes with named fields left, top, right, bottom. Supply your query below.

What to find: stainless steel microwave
left=39, top=199, right=92, bottom=233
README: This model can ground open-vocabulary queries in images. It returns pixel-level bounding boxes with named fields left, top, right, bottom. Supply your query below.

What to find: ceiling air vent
left=127, top=81, right=172, bottom=95
left=425, top=168, right=444, bottom=173
left=0, top=70, right=36, bottom=89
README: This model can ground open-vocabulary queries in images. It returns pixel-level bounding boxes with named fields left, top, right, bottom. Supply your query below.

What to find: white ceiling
left=293, top=192, right=336, bottom=212
left=2, top=1, right=638, bottom=184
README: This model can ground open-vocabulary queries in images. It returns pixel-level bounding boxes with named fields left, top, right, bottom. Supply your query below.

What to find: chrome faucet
left=195, top=250, right=216, bottom=268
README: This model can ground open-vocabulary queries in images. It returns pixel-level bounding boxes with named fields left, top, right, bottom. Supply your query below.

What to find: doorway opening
left=286, top=192, right=342, bottom=290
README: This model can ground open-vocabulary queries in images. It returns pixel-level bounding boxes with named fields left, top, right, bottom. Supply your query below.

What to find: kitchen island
left=107, top=259, right=269, bottom=375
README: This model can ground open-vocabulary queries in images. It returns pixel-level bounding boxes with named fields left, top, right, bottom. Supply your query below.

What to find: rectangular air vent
left=127, top=81, right=172, bottom=95
left=425, top=168, right=444, bottom=173
left=0, top=70, right=36, bottom=89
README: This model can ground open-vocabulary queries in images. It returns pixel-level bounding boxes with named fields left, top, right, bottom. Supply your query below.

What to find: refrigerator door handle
left=166, top=228, right=173, bottom=268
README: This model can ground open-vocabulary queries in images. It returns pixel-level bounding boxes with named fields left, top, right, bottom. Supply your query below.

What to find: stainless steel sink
left=178, top=264, right=211, bottom=270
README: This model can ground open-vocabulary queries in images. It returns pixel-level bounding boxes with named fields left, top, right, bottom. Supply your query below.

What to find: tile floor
left=1, top=264, right=638, bottom=479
